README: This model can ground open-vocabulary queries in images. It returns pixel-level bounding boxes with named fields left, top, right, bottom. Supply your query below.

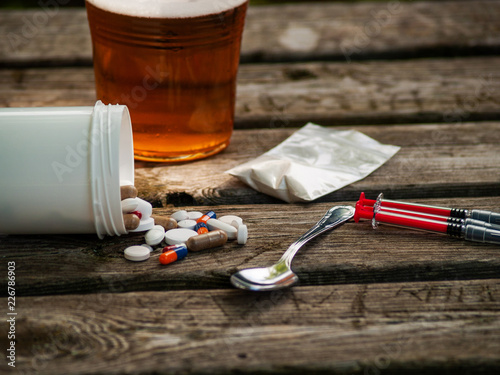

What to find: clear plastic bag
left=226, top=123, right=400, bottom=202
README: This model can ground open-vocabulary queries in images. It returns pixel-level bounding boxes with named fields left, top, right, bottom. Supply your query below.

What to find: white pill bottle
left=0, top=101, right=134, bottom=238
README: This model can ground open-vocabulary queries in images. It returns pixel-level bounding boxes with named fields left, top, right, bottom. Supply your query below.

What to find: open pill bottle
left=0, top=101, right=134, bottom=238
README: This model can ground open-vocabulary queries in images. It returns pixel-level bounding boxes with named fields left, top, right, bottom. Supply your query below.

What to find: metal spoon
left=230, top=205, right=355, bottom=291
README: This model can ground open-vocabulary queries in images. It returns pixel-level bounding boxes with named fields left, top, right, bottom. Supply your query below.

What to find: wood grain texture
left=1, top=3, right=499, bottom=374
left=138, top=121, right=500, bottom=206
left=0, top=56, right=499, bottom=125
left=1, top=198, right=500, bottom=297
left=0, top=1, right=499, bottom=67
left=0, top=279, right=498, bottom=374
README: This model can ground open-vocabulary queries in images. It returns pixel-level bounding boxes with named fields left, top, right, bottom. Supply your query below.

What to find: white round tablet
left=164, top=228, right=198, bottom=245
left=177, top=219, right=197, bottom=230
left=141, top=244, right=154, bottom=252
left=124, top=245, right=151, bottom=261
left=187, top=211, right=203, bottom=220
left=237, top=224, right=248, bottom=245
left=171, top=210, right=189, bottom=222
left=219, top=215, right=243, bottom=226
left=152, top=225, right=166, bottom=233
left=128, top=217, right=155, bottom=232
left=145, top=228, right=165, bottom=246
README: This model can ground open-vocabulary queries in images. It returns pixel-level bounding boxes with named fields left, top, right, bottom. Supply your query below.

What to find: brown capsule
left=120, top=185, right=138, bottom=200
left=124, top=213, right=140, bottom=231
left=186, top=230, right=228, bottom=252
left=152, top=215, right=177, bottom=231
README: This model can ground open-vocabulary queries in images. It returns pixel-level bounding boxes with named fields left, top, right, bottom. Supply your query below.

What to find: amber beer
left=86, top=0, right=248, bottom=162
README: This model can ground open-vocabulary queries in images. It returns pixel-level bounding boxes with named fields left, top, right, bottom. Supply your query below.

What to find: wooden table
left=1, top=1, right=500, bottom=373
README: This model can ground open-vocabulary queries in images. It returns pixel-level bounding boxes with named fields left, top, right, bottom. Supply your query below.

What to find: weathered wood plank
left=0, top=1, right=499, bottom=67
left=136, top=122, right=500, bottom=206
left=1, top=279, right=498, bottom=374
left=0, top=57, right=499, bottom=126
left=0, top=59, right=499, bottom=204
left=236, top=57, right=500, bottom=127
left=1, top=198, right=500, bottom=297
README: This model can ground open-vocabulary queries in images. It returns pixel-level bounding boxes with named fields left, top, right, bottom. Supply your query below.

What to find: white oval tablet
left=219, top=215, right=243, bottom=226
left=135, top=198, right=153, bottom=219
left=164, top=228, right=198, bottom=245
left=237, top=224, right=248, bottom=245
left=171, top=210, right=189, bottom=222
left=145, top=228, right=165, bottom=246
left=128, top=217, right=155, bottom=232
left=207, top=218, right=237, bottom=240
left=121, top=198, right=139, bottom=213
left=124, top=245, right=150, bottom=261
left=177, top=219, right=197, bottom=230
left=187, top=211, right=203, bottom=220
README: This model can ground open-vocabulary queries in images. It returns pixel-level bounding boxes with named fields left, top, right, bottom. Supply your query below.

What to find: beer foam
left=87, top=0, right=247, bottom=19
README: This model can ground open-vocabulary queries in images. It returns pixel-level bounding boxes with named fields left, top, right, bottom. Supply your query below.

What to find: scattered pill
left=159, top=244, right=188, bottom=265
left=121, top=198, right=140, bottom=213
left=196, top=210, right=216, bottom=224
left=197, top=227, right=209, bottom=235
left=123, top=213, right=140, bottom=231
left=120, top=185, right=138, bottom=200
left=162, top=243, right=183, bottom=253
left=187, top=230, right=228, bottom=252
left=129, top=217, right=155, bottom=232
left=135, top=198, right=153, bottom=219
left=207, top=218, right=237, bottom=240
left=131, top=210, right=142, bottom=220
left=237, top=224, right=248, bottom=245
left=177, top=219, right=197, bottom=230
left=124, top=245, right=150, bottom=262
left=164, top=228, right=198, bottom=245
left=219, top=215, right=243, bottom=227
left=151, top=215, right=177, bottom=231
left=145, top=227, right=165, bottom=246
left=195, top=222, right=209, bottom=234
left=141, top=244, right=154, bottom=252
left=172, top=210, right=189, bottom=222
left=187, top=211, right=203, bottom=220
left=125, top=207, right=248, bottom=258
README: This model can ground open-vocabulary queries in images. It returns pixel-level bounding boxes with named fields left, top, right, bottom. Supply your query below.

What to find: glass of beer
left=85, top=0, right=248, bottom=162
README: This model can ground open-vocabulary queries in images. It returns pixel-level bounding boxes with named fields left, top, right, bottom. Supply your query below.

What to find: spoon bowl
left=230, top=205, right=355, bottom=291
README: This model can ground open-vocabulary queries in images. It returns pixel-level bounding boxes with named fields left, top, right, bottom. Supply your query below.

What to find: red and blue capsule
left=159, top=244, right=188, bottom=265
left=196, top=210, right=216, bottom=224
left=195, top=222, right=209, bottom=234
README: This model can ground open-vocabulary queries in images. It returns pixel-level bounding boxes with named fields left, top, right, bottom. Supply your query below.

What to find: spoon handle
left=280, top=205, right=355, bottom=268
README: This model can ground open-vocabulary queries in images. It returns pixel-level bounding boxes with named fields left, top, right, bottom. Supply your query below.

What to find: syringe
left=354, top=200, right=500, bottom=245
left=358, top=192, right=500, bottom=225
left=357, top=202, right=500, bottom=232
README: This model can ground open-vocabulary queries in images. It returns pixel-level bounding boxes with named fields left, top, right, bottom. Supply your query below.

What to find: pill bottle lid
left=90, top=101, right=134, bottom=238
